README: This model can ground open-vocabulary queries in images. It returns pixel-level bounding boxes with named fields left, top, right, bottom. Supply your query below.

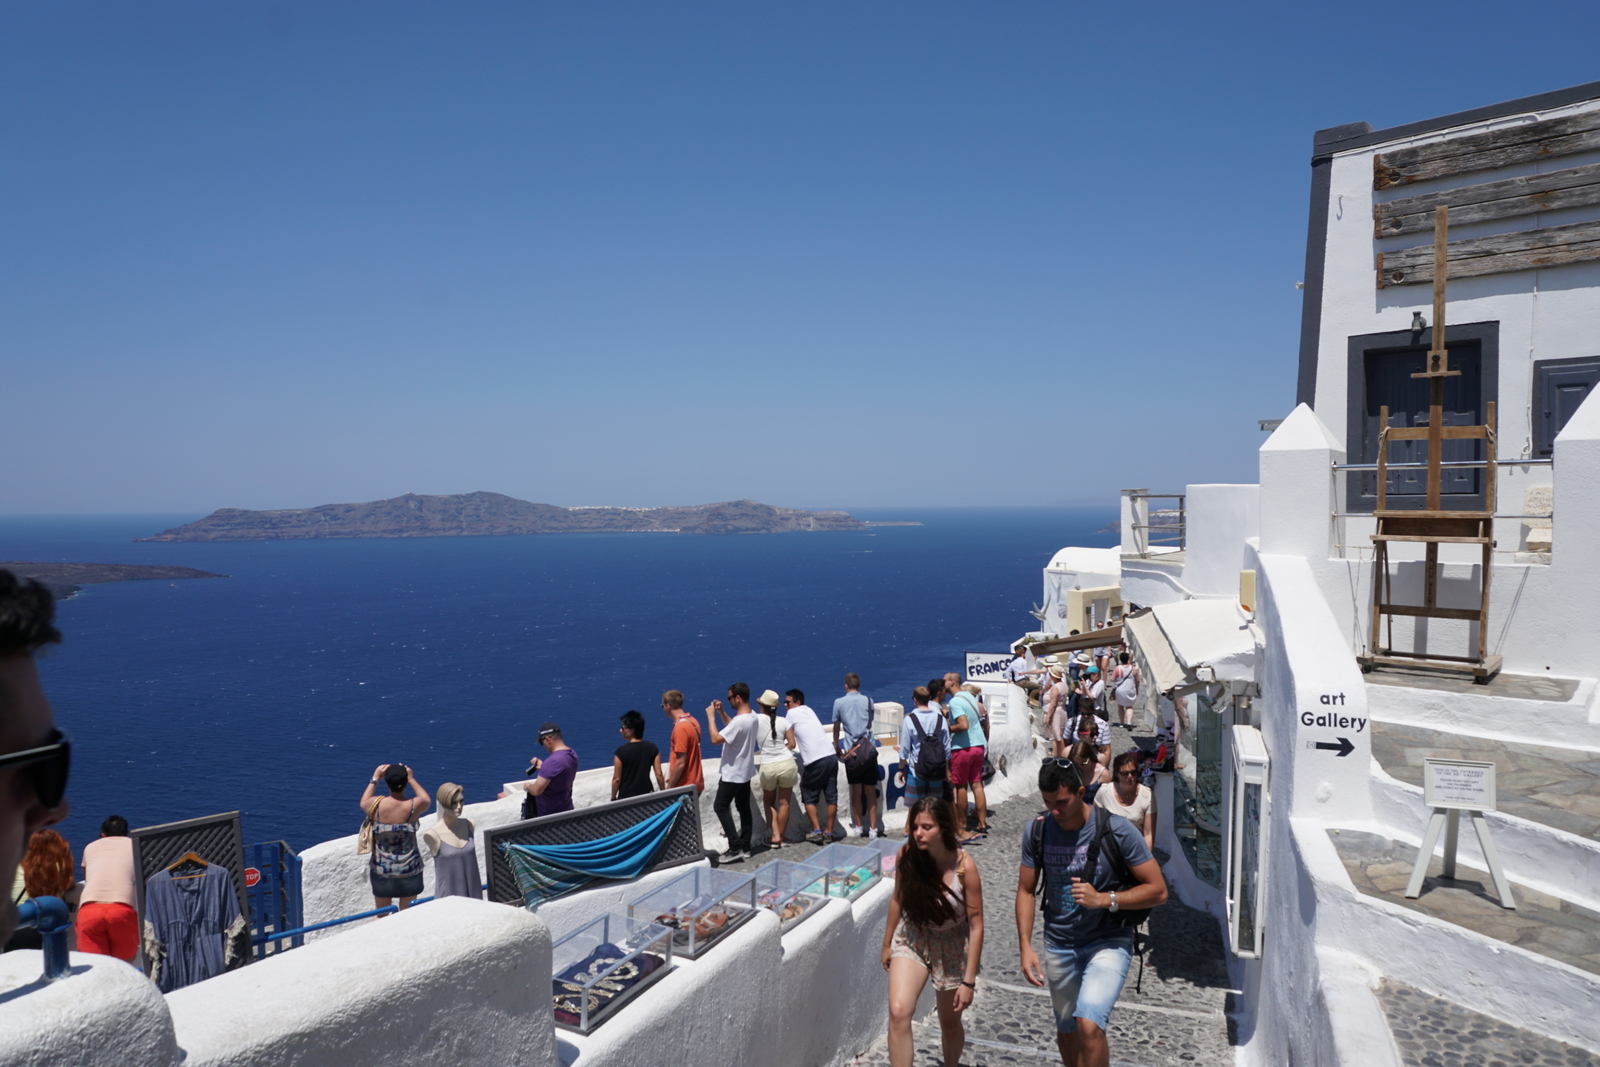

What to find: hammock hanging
left=499, top=797, right=687, bottom=910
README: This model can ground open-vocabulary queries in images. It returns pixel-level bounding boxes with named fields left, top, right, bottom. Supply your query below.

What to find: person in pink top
left=78, top=815, right=138, bottom=961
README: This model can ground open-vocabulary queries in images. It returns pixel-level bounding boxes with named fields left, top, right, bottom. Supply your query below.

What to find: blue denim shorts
left=1041, top=932, right=1134, bottom=1033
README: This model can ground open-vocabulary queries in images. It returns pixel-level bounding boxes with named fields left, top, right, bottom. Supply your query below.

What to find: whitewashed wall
left=0, top=951, right=178, bottom=1067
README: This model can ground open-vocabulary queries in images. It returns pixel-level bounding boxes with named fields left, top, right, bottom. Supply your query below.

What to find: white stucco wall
left=0, top=952, right=179, bottom=1067
left=1180, top=484, right=1261, bottom=598
left=167, top=896, right=557, bottom=1067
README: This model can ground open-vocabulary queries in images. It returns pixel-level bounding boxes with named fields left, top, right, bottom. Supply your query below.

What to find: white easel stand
left=1404, top=807, right=1516, bottom=909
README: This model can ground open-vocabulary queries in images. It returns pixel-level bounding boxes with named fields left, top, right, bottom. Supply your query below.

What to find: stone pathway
left=1371, top=721, right=1600, bottom=841
left=830, top=724, right=1236, bottom=1067
left=1330, top=828, right=1600, bottom=976
left=1366, top=667, right=1579, bottom=703
left=1378, top=980, right=1600, bottom=1067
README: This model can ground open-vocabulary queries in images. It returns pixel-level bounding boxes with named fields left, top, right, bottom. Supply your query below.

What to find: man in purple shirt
left=520, top=722, right=580, bottom=816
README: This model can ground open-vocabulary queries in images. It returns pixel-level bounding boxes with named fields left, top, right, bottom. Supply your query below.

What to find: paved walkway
left=1371, top=721, right=1600, bottom=842
left=829, top=724, right=1236, bottom=1067
left=1331, top=828, right=1600, bottom=977
left=1378, top=980, right=1600, bottom=1067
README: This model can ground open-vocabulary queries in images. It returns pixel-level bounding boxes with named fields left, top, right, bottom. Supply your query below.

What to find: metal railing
left=1122, top=491, right=1186, bottom=557
left=251, top=886, right=488, bottom=950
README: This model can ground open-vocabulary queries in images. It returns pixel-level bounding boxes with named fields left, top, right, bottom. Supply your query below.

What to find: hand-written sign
left=1422, top=759, right=1496, bottom=812
left=965, top=651, right=1015, bottom=682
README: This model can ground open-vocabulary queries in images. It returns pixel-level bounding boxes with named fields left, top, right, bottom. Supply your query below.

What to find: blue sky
left=4, top=2, right=1597, bottom=513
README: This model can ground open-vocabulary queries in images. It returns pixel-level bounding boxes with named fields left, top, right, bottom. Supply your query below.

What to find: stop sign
left=244, top=867, right=261, bottom=888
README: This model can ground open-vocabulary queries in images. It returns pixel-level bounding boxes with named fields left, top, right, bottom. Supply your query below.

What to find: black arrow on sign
left=1315, top=737, right=1355, bottom=758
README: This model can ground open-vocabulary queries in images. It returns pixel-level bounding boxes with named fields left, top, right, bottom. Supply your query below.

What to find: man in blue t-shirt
left=1016, top=758, right=1166, bottom=1067
left=831, top=672, right=880, bottom=839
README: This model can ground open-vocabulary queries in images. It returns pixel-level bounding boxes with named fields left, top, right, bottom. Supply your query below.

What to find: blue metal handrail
left=15, top=896, right=72, bottom=981
left=250, top=885, right=488, bottom=947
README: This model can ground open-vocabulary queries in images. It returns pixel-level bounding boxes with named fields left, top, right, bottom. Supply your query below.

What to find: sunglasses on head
left=1041, top=756, right=1085, bottom=788
left=0, top=729, right=70, bottom=811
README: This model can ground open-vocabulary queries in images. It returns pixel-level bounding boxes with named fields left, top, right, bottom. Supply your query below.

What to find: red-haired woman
left=5, top=829, right=79, bottom=952
left=881, top=796, right=984, bottom=1067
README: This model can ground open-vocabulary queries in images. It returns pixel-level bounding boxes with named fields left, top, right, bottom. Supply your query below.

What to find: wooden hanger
left=167, top=851, right=210, bottom=879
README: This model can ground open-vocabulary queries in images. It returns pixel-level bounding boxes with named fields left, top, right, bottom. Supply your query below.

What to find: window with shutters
left=1532, top=356, right=1600, bottom=458
left=1343, top=322, right=1498, bottom=513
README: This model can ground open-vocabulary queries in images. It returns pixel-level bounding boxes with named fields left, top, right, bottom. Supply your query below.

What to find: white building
left=1108, top=78, right=1600, bottom=1064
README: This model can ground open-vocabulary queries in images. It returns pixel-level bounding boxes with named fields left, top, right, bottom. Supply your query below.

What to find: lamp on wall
left=1411, top=311, right=1427, bottom=333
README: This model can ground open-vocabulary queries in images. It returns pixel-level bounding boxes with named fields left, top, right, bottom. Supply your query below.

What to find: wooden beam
left=1373, top=111, right=1600, bottom=189
left=1382, top=425, right=1492, bottom=440
left=1374, top=162, right=1600, bottom=238
left=1370, top=534, right=1492, bottom=544
left=1375, top=604, right=1481, bottom=622
left=1376, top=219, right=1600, bottom=288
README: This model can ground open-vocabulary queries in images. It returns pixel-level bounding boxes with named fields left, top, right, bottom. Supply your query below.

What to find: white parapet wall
left=0, top=951, right=179, bottom=1067
left=166, top=896, right=557, bottom=1067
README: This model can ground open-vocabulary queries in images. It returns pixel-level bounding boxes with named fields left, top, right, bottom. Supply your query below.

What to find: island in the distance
left=1, top=562, right=227, bottom=600
left=136, top=492, right=915, bottom=542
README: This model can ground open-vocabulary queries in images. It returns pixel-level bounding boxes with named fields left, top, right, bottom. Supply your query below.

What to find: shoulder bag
left=356, top=797, right=381, bottom=855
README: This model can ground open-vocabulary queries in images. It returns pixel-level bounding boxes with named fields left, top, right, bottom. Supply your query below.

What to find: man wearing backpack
left=1016, top=759, right=1167, bottom=1067
left=897, top=686, right=951, bottom=832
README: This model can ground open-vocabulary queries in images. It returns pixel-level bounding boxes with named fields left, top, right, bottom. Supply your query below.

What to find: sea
left=0, top=508, right=1116, bottom=854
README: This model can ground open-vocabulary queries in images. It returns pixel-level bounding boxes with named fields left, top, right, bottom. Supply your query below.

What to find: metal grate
left=131, top=811, right=250, bottom=969
left=482, top=787, right=705, bottom=905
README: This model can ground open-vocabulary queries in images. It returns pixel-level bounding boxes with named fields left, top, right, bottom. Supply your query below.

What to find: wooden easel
left=1360, top=206, right=1502, bottom=683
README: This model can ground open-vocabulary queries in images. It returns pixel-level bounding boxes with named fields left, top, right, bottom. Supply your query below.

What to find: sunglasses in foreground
left=0, top=729, right=71, bottom=810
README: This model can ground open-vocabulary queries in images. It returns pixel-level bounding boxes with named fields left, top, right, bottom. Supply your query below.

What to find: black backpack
left=1029, top=807, right=1153, bottom=929
left=907, top=710, right=949, bottom=782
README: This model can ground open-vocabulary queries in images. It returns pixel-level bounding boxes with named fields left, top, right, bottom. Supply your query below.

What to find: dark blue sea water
left=0, top=508, right=1115, bottom=853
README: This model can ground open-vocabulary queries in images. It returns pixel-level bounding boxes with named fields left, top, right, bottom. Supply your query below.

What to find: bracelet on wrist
left=960, top=979, right=976, bottom=989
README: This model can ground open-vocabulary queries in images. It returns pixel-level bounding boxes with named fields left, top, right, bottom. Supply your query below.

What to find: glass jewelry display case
left=626, top=866, right=757, bottom=958
left=802, top=842, right=883, bottom=900
left=864, top=835, right=905, bottom=875
left=751, top=860, right=829, bottom=931
left=550, top=912, right=675, bottom=1033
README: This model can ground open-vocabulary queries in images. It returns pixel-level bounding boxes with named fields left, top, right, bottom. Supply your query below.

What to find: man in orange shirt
left=662, top=689, right=704, bottom=793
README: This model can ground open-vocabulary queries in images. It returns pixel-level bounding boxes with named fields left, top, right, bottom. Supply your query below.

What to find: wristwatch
left=1109, top=891, right=1119, bottom=913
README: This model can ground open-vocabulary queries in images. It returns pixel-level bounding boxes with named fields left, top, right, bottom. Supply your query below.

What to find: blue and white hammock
left=498, top=798, right=688, bottom=910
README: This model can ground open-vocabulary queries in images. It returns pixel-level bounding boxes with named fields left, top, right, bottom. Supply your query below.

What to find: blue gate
left=245, top=840, right=304, bottom=958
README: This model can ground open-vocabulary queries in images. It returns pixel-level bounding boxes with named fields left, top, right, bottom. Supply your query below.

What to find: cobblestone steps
left=1378, top=980, right=1600, bottom=1067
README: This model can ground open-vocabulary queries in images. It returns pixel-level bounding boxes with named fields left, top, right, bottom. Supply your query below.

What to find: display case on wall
left=752, top=860, right=828, bottom=931
left=864, top=835, right=906, bottom=875
left=550, top=913, right=675, bottom=1033
left=1226, top=724, right=1269, bottom=959
left=627, top=866, right=757, bottom=958
left=803, top=842, right=883, bottom=900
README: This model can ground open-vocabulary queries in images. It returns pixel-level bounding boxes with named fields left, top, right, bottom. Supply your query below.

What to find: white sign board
left=964, top=651, right=1014, bottom=683
left=1422, top=759, right=1496, bottom=812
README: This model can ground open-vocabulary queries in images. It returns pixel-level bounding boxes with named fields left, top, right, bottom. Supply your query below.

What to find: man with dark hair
left=512, top=723, right=579, bottom=817
left=784, top=688, right=837, bottom=844
left=0, top=569, right=70, bottom=946
left=80, top=814, right=138, bottom=960
left=706, top=683, right=760, bottom=862
left=1016, top=759, right=1167, bottom=1067
left=832, top=672, right=881, bottom=839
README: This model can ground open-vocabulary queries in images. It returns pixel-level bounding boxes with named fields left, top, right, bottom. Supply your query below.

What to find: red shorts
left=949, top=746, right=986, bottom=786
left=76, top=901, right=139, bottom=960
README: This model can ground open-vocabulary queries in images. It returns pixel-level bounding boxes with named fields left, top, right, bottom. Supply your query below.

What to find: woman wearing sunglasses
left=1094, top=751, right=1155, bottom=853
left=0, top=570, right=72, bottom=948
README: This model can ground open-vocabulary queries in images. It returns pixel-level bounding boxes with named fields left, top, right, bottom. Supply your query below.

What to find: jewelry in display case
left=802, top=842, right=883, bottom=900
left=626, top=865, right=758, bottom=958
left=550, top=912, right=675, bottom=1033
left=751, top=859, right=828, bottom=931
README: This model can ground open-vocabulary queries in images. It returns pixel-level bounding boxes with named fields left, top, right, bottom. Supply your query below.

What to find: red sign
left=244, top=867, right=261, bottom=888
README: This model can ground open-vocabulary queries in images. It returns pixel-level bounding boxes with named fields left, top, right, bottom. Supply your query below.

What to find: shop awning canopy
left=1123, top=600, right=1258, bottom=695
left=1027, top=624, right=1123, bottom=657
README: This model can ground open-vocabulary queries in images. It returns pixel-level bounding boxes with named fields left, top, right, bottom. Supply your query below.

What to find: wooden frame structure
left=1360, top=206, right=1502, bottom=682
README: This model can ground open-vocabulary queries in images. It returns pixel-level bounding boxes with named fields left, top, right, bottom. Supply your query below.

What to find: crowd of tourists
left=1, top=567, right=1172, bottom=1067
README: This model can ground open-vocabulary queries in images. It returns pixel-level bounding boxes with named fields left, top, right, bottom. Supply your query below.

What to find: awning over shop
left=1123, top=612, right=1187, bottom=694
left=1027, top=624, right=1122, bottom=657
left=1123, top=600, right=1258, bottom=696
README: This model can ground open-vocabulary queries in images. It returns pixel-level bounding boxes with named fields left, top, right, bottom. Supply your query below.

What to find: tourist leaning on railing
left=78, top=815, right=138, bottom=961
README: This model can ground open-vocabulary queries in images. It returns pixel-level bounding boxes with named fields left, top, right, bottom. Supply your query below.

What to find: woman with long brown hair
left=881, top=796, right=984, bottom=1067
